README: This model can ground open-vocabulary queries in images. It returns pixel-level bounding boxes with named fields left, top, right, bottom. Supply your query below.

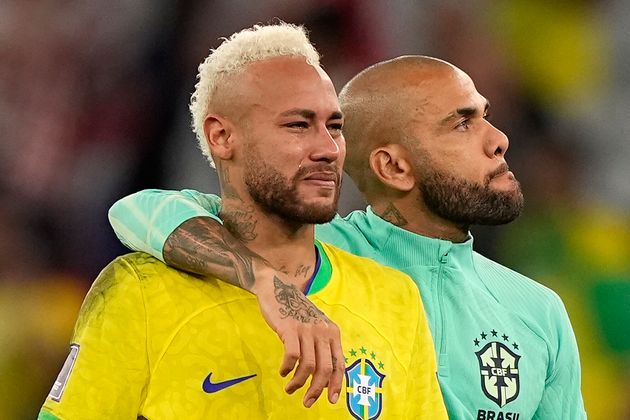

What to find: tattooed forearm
left=163, top=216, right=262, bottom=290
left=273, top=277, right=327, bottom=323
left=378, top=203, right=408, bottom=226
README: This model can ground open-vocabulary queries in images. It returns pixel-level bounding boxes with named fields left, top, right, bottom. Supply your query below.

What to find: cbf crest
left=344, top=346, right=386, bottom=420
left=473, top=329, right=521, bottom=407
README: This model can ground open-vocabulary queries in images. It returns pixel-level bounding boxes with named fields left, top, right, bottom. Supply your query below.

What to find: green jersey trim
left=37, top=410, right=59, bottom=420
left=306, top=241, right=332, bottom=295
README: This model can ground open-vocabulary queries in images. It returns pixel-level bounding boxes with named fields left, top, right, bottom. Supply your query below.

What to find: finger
left=327, top=335, right=345, bottom=404
left=284, top=333, right=315, bottom=395
left=303, top=337, right=334, bottom=407
left=279, top=333, right=300, bottom=377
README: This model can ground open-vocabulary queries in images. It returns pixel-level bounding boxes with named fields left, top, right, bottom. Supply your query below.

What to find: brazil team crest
left=473, top=329, right=521, bottom=407
left=344, top=346, right=386, bottom=420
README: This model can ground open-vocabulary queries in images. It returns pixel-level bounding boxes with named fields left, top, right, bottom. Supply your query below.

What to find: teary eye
left=286, top=121, right=309, bottom=129
left=327, top=123, right=343, bottom=135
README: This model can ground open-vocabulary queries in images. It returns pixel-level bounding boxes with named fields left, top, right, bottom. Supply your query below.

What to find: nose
left=310, top=124, right=343, bottom=163
left=485, top=121, right=509, bottom=159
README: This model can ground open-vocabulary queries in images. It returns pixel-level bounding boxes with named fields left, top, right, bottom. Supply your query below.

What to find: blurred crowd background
left=2, top=0, right=629, bottom=418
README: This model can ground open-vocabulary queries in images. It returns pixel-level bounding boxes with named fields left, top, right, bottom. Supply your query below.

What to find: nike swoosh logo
left=202, top=372, right=257, bottom=393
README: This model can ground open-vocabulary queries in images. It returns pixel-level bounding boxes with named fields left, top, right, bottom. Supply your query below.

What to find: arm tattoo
left=273, top=277, right=327, bottom=324
left=378, top=203, right=408, bottom=226
left=163, top=217, right=260, bottom=290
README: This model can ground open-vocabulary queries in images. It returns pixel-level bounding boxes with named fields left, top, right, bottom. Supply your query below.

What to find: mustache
left=485, top=163, right=510, bottom=184
left=295, top=164, right=341, bottom=181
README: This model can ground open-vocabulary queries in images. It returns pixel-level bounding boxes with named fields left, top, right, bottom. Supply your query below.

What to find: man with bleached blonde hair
left=189, top=23, right=320, bottom=167
left=40, top=23, right=445, bottom=419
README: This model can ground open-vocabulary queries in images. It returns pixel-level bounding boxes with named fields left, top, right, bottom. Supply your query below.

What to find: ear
left=369, top=144, right=415, bottom=192
left=203, top=115, right=234, bottom=162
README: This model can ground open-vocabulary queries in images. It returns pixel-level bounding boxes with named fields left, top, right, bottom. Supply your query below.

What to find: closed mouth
left=303, top=172, right=338, bottom=182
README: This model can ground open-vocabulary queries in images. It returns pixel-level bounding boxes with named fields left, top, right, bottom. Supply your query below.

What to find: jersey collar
left=303, top=240, right=332, bottom=295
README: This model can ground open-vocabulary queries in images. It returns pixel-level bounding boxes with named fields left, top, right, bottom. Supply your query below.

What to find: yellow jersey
left=40, top=242, right=446, bottom=419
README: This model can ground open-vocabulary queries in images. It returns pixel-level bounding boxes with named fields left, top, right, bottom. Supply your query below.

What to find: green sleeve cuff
left=38, top=409, right=60, bottom=420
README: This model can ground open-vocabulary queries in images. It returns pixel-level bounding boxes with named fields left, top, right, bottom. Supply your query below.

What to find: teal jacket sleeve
left=108, top=189, right=222, bottom=261
left=533, top=295, right=587, bottom=419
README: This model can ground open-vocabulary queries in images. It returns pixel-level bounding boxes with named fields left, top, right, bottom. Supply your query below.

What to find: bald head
left=339, top=56, right=461, bottom=197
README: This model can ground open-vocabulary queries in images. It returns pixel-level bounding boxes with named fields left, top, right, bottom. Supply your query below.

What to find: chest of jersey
left=408, top=264, right=548, bottom=419
left=140, top=297, right=412, bottom=419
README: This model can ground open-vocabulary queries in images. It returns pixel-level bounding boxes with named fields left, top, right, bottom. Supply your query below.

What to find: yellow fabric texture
left=40, top=244, right=446, bottom=419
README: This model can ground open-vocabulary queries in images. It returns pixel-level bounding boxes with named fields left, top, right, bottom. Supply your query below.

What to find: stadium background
left=1, top=1, right=629, bottom=418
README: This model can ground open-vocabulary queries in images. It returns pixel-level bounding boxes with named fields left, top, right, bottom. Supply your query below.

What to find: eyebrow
left=440, top=101, right=490, bottom=126
left=279, top=108, right=344, bottom=120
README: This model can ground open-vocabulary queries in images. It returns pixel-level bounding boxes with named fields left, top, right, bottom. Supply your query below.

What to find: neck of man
left=220, top=198, right=319, bottom=291
left=372, top=196, right=469, bottom=243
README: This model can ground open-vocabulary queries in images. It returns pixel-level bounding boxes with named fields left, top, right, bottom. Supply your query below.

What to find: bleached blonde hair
left=190, top=22, right=321, bottom=167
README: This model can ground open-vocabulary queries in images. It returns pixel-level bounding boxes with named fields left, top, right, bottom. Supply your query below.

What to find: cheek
left=244, top=148, right=298, bottom=181
left=437, top=151, right=485, bottom=182
left=258, top=140, right=306, bottom=168
left=433, top=149, right=466, bottom=171
left=273, top=159, right=301, bottom=178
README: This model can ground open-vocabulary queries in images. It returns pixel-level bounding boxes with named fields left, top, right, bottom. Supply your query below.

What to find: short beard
left=419, top=164, right=524, bottom=228
left=243, top=146, right=340, bottom=224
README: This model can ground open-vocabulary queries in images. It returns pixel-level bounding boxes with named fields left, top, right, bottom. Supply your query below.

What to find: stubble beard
left=243, top=146, right=340, bottom=224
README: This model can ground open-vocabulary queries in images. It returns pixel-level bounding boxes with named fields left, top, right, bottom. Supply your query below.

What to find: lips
left=303, top=172, right=338, bottom=182
left=488, top=163, right=510, bottom=180
left=301, top=170, right=340, bottom=190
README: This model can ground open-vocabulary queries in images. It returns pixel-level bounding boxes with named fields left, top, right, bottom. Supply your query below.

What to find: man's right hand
left=252, top=265, right=345, bottom=408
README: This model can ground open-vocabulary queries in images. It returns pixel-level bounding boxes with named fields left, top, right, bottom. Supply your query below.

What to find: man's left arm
left=533, top=297, right=587, bottom=419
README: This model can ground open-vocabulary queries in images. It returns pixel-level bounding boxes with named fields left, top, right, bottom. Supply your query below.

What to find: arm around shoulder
left=108, top=188, right=221, bottom=261
left=110, top=191, right=347, bottom=407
